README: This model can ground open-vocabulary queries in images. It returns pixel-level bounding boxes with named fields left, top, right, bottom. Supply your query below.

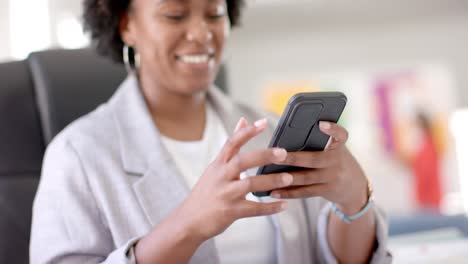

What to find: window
left=9, top=0, right=51, bottom=59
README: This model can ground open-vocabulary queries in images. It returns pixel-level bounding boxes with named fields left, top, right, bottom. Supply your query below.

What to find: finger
left=226, top=148, right=287, bottom=178
left=277, top=150, right=335, bottom=169
left=219, top=118, right=268, bottom=162
left=270, top=184, right=328, bottom=199
left=236, top=200, right=288, bottom=218
left=319, top=121, right=349, bottom=150
left=288, top=169, right=328, bottom=186
left=325, top=137, right=340, bottom=151
left=229, top=172, right=293, bottom=196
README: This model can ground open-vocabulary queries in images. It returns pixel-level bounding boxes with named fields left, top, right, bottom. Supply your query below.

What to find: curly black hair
left=83, top=0, right=245, bottom=63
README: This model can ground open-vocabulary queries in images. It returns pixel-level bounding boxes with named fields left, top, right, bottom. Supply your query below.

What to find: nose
left=186, top=18, right=213, bottom=44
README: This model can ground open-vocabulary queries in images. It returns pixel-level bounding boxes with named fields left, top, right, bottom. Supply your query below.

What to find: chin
left=177, top=79, right=213, bottom=95
left=179, top=76, right=215, bottom=93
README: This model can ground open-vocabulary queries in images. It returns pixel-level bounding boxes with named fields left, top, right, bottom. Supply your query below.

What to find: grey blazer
left=30, top=75, right=392, bottom=263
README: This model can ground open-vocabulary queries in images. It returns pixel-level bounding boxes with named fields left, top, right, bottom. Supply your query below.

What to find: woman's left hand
left=270, top=121, right=369, bottom=214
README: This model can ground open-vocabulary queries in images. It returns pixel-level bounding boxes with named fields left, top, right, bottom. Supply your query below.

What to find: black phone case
left=253, top=92, right=347, bottom=197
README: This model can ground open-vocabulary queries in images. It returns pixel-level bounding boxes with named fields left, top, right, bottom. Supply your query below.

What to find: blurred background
left=1, top=0, right=468, bottom=262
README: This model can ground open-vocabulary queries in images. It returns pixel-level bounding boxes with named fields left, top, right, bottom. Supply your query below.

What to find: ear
left=119, top=10, right=136, bottom=46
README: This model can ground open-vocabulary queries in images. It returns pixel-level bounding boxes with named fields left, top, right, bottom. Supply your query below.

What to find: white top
left=160, top=103, right=276, bottom=264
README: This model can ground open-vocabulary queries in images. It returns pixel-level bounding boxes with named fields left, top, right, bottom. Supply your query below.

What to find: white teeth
left=179, top=54, right=210, bottom=64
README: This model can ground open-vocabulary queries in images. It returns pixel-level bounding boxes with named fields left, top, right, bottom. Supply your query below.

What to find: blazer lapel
left=110, top=74, right=219, bottom=263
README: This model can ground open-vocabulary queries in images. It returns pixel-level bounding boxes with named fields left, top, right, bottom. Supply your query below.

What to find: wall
left=226, top=0, right=468, bottom=107
left=47, top=0, right=85, bottom=47
left=0, top=0, right=86, bottom=62
left=0, top=0, right=10, bottom=62
left=225, top=0, right=468, bottom=213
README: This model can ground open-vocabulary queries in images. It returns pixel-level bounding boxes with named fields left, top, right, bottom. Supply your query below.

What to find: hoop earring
left=134, top=51, right=140, bottom=70
left=123, top=45, right=139, bottom=73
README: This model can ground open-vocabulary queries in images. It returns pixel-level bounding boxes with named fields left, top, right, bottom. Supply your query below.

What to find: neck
left=138, top=72, right=208, bottom=141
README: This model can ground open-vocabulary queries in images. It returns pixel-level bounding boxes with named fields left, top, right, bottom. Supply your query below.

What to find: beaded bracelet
left=330, top=199, right=374, bottom=224
left=330, top=177, right=374, bottom=224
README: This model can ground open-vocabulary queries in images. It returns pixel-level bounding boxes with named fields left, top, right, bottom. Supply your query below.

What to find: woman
left=30, top=0, right=392, bottom=263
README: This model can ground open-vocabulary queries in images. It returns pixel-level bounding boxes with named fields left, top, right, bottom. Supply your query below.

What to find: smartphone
left=253, top=92, right=347, bottom=197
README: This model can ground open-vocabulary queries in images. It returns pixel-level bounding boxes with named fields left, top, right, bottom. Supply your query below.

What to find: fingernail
left=282, top=173, right=293, bottom=185
left=273, top=148, right=287, bottom=161
left=280, top=202, right=288, bottom=210
left=254, top=118, right=267, bottom=128
left=324, top=137, right=332, bottom=150
left=271, top=192, right=282, bottom=199
left=234, top=117, right=246, bottom=132
left=320, top=121, right=332, bottom=130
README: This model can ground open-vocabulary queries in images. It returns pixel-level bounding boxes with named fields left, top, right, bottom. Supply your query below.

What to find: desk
left=389, top=227, right=468, bottom=263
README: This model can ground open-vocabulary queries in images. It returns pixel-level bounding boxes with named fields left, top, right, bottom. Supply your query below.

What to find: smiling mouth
left=177, top=53, right=215, bottom=64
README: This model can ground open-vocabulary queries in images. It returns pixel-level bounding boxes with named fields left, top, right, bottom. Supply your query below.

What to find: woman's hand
left=178, top=117, right=293, bottom=241
left=271, top=121, right=369, bottom=214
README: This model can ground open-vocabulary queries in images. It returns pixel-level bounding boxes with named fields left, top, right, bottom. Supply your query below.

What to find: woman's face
left=121, top=0, right=230, bottom=95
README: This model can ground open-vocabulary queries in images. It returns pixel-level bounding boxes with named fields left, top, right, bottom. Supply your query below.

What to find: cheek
left=148, top=27, right=174, bottom=52
left=151, top=33, right=175, bottom=59
left=144, top=28, right=183, bottom=68
left=134, top=17, right=180, bottom=60
left=223, top=20, right=231, bottom=39
left=214, top=21, right=230, bottom=55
